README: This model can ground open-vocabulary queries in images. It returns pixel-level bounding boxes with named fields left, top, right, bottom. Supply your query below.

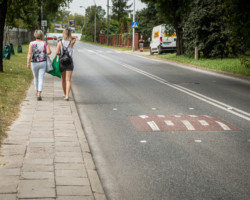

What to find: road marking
left=216, top=121, right=231, bottom=130
left=189, top=108, right=194, bottom=110
left=174, top=115, right=181, bottom=118
left=139, top=115, right=148, bottom=119
left=84, top=50, right=250, bottom=122
left=147, top=121, right=160, bottom=131
left=157, top=115, right=165, bottom=118
left=130, top=115, right=239, bottom=132
left=182, top=120, right=195, bottom=130
left=189, top=115, right=197, bottom=117
left=152, top=108, right=157, bottom=110
left=164, top=120, right=174, bottom=126
left=199, top=120, right=209, bottom=126
left=113, top=108, right=117, bottom=111
left=140, top=140, right=147, bottom=143
left=195, top=140, right=202, bottom=143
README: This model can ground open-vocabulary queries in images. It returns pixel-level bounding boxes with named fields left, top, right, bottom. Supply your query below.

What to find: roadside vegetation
left=0, top=45, right=33, bottom=144
left=154, top=53, right=250, bottom=77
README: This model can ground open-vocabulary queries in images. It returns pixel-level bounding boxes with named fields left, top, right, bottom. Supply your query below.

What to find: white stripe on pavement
left=182, top=120, right=195, bottom=130
left=139, top=115, right=148, bottom=119
left=198, top=120, right=209, bottom=126
left=147, top=121, right=160, bottom=131
left=164, top=120, right=174, bottom=126
left=216, top=121, right=231, bottom=130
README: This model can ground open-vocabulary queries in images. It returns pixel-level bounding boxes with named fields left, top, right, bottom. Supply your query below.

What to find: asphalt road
left=71, top=41, right=250, bottom=200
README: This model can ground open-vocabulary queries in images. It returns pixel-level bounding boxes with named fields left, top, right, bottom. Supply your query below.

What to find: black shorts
left=60, top=62, right=74, bottom=72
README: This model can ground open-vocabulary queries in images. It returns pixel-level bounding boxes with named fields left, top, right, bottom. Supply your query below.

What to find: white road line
left=174, top=115, right=181, bottom=118
left=164, top=120, right=174, bottom=126
left=139, top=115, right=148, bottom=119
left=85, top=51, right=250, bottom=122
left=216, top=121, right=231, bottom=130
left=182, top=120, right=195, bottom=130
left=199, top=120, right=209, bottom=126
left=189, top=115, right=197, bottom=117
left=157, top=115, right=165, bottom=118
left=147, top=121, right=160, bottom=131
left=195, top=140, right=202, bottom=143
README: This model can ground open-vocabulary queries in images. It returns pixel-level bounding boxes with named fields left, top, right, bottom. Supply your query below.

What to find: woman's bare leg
left=65, top=71, right=73, bottom=98
left=61, top=71, right=66, bottom=96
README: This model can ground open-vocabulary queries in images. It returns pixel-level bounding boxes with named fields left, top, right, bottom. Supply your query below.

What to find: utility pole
left=41, top=0, right=44, bottom=33
left=107, top=0, right=109, bottom=46
left=132, top=0, right=135, bottom=52
left=93, top=0, right=96, bottom=43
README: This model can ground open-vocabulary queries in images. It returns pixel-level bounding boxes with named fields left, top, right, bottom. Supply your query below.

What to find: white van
left=149, top=24, right=176, bottom=55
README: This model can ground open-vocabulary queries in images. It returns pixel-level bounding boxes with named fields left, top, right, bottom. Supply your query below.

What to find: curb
left=70, top=99, right=107, bottom=200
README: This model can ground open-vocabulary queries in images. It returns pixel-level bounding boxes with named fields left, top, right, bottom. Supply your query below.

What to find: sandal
left=64, top=97, right=69, bottom=101
left=37, top=96, right=42, bottom=101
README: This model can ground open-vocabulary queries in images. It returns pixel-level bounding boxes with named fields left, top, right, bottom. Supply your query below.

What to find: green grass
left=155, top=53, right=250, bottom=77
left=0, top=45, right=33, bottom=145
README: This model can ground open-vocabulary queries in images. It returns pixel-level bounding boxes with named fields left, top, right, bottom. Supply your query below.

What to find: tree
left=183, top=0, right=231, bottom=58
left=82, top=6, right=106, bottom=42
left=136, top=3, right=164, bottom=43
left=223, top=0, right=250, bottom=54
left=141, top=0, right=191, bottom=56
left=0, top=0, right=9, bottom=72
left=112, top=0, right=132, bottom=22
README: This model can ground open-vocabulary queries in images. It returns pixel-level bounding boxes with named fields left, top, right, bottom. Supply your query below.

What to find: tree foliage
left=111, top=0, right=132, bottom=22
left=135, top=3, right=164, bottom=43
left=223, top=0, right=250, bottom=54
left=141, top=0, right=192, bottom=55
left=82, top=6, right=106, bottom=42
left=183, top=0, right=230, bottom=58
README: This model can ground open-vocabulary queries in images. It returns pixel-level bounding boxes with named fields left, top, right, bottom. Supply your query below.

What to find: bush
left=183, top=0, right=231, bottom=58
left=240, top=56, right=250, bottom=68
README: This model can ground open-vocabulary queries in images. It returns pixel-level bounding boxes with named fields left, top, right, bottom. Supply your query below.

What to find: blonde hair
left=34, top=30, right=43, bottom=39
left=63, top=28, right=72, bottom=40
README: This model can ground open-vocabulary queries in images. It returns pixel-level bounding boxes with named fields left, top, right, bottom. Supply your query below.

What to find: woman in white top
left=27, top=30, right=52, bottom=100
left=56, top=28, right=76, bottom=101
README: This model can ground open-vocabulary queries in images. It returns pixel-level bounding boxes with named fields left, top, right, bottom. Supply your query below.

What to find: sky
left=66, top=0, right=147, bottom=15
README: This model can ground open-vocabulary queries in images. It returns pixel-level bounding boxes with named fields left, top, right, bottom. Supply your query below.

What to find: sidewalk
left=0, top=44, right=106, bottom=200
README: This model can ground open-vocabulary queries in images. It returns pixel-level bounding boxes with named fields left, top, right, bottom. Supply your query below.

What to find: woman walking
left=56, top=28, right=76, bottom=101
left=27, top=30, right=52, bottom=100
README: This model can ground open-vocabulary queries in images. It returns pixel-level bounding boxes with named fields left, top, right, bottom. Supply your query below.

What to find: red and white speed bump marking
left=129, top=115, right=239, bottom=132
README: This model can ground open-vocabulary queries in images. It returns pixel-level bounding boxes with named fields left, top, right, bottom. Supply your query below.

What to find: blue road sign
left=132, top=22, right=138, bottom=29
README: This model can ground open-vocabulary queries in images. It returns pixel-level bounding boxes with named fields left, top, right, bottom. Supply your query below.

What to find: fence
left=3, top=26, right=32, bottom=47
left=99, top=33, right=139, bottom=50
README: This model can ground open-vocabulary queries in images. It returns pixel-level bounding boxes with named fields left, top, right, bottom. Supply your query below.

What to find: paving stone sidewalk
left=0, top=45, right=106, bottom=200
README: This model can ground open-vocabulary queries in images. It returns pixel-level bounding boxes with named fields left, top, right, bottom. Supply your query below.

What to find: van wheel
left=157, top=46, right=162, bottom=55
left=150, top=48, right=153, bottom=55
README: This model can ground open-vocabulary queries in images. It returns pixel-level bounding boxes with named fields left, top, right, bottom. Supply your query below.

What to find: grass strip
left=155, top=53, right=250, bottom=77
left=0, top=44, right=33, bottom=145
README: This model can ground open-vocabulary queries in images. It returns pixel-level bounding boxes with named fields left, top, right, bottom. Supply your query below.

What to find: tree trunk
left=0, top=0, right=8, bottom=72
left=176, top=26, right=183, bottom=56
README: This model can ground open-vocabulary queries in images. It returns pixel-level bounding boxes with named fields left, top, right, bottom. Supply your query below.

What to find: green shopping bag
left=48, top=55, right=61, bottom=78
